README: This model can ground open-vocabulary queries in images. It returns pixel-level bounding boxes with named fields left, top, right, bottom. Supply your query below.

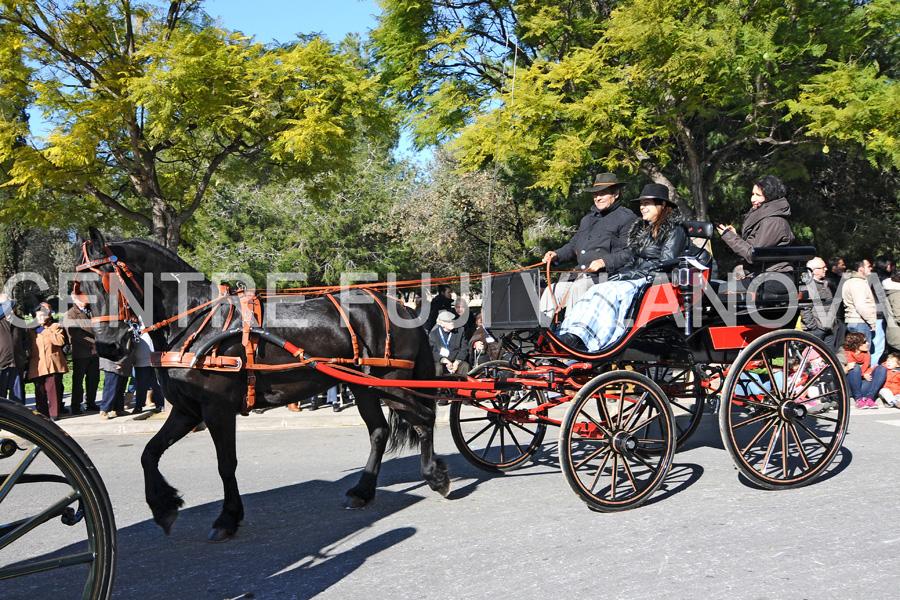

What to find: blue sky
left=206, top=0, right=380, bottom=44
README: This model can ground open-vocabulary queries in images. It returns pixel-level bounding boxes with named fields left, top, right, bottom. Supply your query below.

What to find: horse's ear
left=88, top=226, right=106, bottom=248
left=75, top=232, right=85, bottom=246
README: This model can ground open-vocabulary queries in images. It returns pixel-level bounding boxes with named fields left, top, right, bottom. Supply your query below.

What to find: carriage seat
left=707, top=245, right=816, bottom=305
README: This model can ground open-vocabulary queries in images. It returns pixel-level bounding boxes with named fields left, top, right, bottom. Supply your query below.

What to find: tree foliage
left=0, top=1, right=392, bottom=249
left=372, top=0, right=899, bottom=221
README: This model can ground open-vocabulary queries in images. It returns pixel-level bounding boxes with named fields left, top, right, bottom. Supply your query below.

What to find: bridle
left=74, top=241, right=144, bottom=339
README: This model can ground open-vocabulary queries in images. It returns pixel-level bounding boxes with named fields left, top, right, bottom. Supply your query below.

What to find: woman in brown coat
left=28, top=302, right=68, bottom=419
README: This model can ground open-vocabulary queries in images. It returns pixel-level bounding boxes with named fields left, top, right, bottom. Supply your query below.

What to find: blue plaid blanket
left=557, top=279, right=646, bottom=353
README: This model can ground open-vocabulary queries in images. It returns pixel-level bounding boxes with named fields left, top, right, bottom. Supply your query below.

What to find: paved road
left=4, top=405, right=900, bottom=599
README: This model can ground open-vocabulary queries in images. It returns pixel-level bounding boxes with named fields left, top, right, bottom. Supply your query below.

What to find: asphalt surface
left=4, top=398, right=900, bottom=599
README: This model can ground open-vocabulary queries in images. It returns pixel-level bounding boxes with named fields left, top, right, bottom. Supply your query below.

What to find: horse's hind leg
left=345, top=388, right=390, bottom=509
left=413, top=420, right=451, bottom=498
left=201, top=404, right=243, bottom=542
left=141, top=404, right=202, bottom=535
left=379, top=390, right=451, bottom=498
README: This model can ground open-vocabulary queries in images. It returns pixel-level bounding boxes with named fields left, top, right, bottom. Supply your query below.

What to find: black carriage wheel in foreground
left=718, top=330, right=850, bottom=489
left=449, top=361, right=548, bottom=472
left=625, top=360, right=706, bottom=451
left=0, top=398, right=117, bottom=600
left=559, top=371, right=675, bottom=512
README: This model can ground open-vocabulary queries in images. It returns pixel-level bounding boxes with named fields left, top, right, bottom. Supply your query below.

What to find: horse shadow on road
left=3, top=454, right=473, bottom=600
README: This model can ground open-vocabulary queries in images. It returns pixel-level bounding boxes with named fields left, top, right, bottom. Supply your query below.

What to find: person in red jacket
left=841, top=332, right=887, bottom=409
left=876, top=353, right=900, bottom=408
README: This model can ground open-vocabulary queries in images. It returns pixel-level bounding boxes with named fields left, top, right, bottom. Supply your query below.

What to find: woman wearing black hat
left=716, top=175, right=795, bottom=277
left=556, top=183, right=687, bottom=352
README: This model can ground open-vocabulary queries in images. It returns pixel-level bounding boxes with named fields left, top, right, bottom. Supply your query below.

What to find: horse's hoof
left=343, top=495, right=369, bottom=509
left=436, top=480, right=452, bottom=498
left=207, top=528, right=235, bottom=543
left=157, top=510, right=178, bottom=535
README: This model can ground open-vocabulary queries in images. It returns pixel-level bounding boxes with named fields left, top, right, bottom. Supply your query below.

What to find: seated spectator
left=839, top=331, right=887, bottom=409
left=468, top=313, right=501, bottom=367
left=453, top=296, right=477, bottom=339
left=429, top=310, right=469, bottom=376
left=877, top=353, right=900, bottom=409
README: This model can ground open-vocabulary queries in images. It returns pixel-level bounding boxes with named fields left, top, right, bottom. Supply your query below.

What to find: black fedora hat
left=584, top=173, right=624, bottom=193
left=636, top=183, right=676, bottom=206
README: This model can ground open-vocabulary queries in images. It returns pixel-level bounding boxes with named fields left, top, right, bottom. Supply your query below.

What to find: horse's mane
left=108, top=237, right=198, bottom=274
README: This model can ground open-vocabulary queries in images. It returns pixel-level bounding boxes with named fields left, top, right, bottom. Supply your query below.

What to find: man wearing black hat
left=540, top=173, right=638, bottom=322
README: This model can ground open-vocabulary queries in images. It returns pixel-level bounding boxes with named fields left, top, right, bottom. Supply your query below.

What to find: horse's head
left=74, top=227, right=143, bottom=361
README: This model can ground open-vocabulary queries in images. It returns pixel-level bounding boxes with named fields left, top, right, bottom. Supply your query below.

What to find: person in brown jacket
left=28, top=302, right=68, bottom=420
left=716, top=175, right=795, bottom=277
left=63, top=296, right=100, bottom=413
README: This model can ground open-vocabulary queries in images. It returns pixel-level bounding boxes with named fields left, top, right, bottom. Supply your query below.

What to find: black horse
left=75, top=228, right=450, bottom=542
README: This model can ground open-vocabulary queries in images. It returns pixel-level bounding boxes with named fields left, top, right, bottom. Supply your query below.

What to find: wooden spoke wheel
left=0, top=398, right=117, bottom=600
left=559, top=371, right=675, bottom=511
left=627, top=361, right=706, bottom=451
left=449, top=361, right=548, bottom=473
left=718, top=330, right=850, bottom=489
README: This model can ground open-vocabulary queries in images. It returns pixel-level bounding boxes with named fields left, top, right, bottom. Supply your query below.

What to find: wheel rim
left=0, top=400, right=116, bottom=599
left=449, top=361, right=548, bottom=472
left=560, top=372, right=675, bottom=511
left=720, top=332, right=849, bottom=488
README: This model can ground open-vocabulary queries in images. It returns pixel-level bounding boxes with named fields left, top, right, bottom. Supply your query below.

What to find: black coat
left=428, top=326, right=468, bottom=363
left=554, top=201, right=638, bottom=273
left=617, top=207, right=687, bottom=277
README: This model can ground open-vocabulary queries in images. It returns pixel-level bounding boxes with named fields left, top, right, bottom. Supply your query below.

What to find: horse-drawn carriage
left=0, top=221, right=849, bottom=598
left=445, top=220, right=849, bottom=510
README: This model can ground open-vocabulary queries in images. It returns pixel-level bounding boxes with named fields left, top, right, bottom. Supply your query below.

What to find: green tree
left=373, top=0, right=894, bottom=220
left=182, top=144, right=420, bottom=286
left=787, top=0, right=900, bottom=171
left=0, top=1, right=391, bottom=249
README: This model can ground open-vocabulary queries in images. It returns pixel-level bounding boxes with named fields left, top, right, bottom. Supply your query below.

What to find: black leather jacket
left=616, top=208, right=687, bottom=278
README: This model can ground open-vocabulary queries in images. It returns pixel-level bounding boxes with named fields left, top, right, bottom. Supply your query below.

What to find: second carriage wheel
left=449, top=361, right=549, bottom=472
left=0, top=398, right=117, bottom=600
left=718, top=330, right=850, bottom=489
left=559, top=371, right=675, bottom=511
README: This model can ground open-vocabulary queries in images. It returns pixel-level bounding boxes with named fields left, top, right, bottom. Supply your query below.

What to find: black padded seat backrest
left=681, top=221, right=714, bottom=240
left=750, top=246, right=816, bottom=264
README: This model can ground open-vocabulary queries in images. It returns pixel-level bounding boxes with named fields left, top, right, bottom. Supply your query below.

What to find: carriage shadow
left=4, top=454, right=460, bottom=600
left=734, top=444, right=853, bottom=490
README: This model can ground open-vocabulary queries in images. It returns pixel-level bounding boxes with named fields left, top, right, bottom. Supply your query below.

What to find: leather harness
left=76, top=243, right=415, bottom=415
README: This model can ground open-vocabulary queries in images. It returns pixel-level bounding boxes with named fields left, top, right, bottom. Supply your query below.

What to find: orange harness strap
left=324, top=293, right=361, bottom=364
left=238, top=290, right=263, bottom=415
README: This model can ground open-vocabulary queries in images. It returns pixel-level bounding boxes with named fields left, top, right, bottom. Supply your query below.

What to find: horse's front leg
left=141, top=404, right=202, bottom=535
left=345, top=389, right=389, bottom=509
left=201, top=402, right=243, bottom=542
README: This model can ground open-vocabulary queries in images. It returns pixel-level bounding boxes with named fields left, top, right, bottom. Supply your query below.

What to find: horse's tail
left=387, top=327, right=437, bottom=452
